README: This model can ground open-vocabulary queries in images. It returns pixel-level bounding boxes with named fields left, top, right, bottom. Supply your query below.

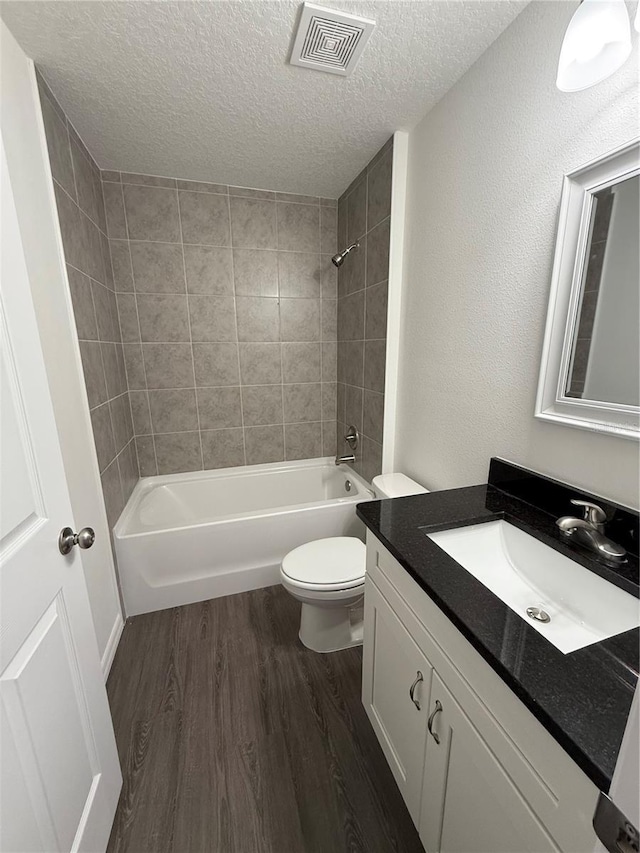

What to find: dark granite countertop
left=356, top=480, right=639, bottom=793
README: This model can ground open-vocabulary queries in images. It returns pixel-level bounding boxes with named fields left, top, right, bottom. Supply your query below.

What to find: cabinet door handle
left=427, top=700, right=442, bottom=743
left=409, top=671, right=424, bottom=709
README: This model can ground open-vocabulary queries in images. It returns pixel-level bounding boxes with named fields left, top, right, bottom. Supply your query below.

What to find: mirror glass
left=565, top=174, right=639, bottom=406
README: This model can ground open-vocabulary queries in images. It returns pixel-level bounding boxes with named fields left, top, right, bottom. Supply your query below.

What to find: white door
left=419, top=671, right=559, bottom=853
left=362, top=577, right=432, bottom=823
left=1, top=21, right=123, bottom=673
left=0, top=141, right=122, bottom=852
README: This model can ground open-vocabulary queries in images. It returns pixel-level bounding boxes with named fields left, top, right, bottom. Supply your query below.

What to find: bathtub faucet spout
left=335, top=454, right=356, bottom=466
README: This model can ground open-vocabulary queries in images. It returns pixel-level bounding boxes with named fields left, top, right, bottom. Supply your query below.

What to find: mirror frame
left=535, top=138, right=640, bottom=441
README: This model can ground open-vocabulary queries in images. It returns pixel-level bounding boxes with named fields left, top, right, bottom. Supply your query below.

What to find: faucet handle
left=570, top=499, right=607, bottom=526
left=344, top=425, right=359, bottom=451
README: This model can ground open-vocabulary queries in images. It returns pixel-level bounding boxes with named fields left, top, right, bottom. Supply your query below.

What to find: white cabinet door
left=420, top=671, right=560, bottom=853
left=0, top=141, right=121, bottom=852
left=362, top=577, right=432, bottom=823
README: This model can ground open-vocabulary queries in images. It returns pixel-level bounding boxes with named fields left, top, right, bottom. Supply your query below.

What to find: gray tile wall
left=37, top=73, right=138, bottom=528
left=102, top=172, right=339, bottom=475
left=336, top=138, right=393, bottom=483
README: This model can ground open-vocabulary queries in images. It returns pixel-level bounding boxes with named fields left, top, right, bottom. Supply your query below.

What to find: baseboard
left=101, top=611, right=124, bottom=679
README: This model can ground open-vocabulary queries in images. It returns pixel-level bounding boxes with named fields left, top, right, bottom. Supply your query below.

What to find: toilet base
left=299, top=600, right=364, bottom=653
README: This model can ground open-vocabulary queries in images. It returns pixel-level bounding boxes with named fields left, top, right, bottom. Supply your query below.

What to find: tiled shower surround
left=37, top=74, right=137, bottom=527
left=336, top=138, right=392, bottom=482
left=103, top=174, right=339, bottom=475
left=38, top=71, right=390, bottom=513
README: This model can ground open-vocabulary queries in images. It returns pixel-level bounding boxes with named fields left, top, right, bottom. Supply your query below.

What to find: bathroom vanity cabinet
left=362, top=531, right=599, bottom=853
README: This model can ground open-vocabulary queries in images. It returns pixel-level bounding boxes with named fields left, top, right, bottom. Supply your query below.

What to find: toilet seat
left=281, top=537, right=365, bottom=591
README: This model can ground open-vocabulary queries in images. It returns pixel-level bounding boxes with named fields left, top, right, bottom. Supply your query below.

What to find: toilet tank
left=371, top=473, right=428, bottom=499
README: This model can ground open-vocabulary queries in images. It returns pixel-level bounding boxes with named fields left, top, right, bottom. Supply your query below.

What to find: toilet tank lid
left=372, top=473, right=428, bottom=498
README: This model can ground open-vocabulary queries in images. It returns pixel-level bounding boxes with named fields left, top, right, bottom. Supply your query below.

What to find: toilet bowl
left=280, top=473, right=428, bottom=653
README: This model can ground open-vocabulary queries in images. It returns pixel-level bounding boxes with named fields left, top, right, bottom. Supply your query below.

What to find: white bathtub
left=114, top=458, right=373, bottom=616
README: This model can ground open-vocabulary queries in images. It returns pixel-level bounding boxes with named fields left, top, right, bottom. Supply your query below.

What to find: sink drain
left=526, top=606, right=551, bottom=623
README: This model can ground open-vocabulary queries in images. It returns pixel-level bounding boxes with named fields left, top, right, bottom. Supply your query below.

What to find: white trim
left=382, top=130, right=409, bottom=473
left=535, top=138, right=640, bottom=440
left=100, top=612, right=124, bottom=679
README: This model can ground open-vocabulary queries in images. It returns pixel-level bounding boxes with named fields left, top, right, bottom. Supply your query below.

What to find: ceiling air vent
left=289, top=3, right=375, bottom=77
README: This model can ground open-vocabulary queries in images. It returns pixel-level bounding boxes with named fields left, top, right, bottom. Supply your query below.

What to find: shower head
left=331, top=242, right=360, bottom=267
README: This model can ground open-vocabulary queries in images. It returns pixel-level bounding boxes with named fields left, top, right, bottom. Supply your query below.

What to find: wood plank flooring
left=106, top=585, right=424, bottom=853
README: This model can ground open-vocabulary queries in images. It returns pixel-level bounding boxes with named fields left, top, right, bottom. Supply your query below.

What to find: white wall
left=396, top=1, right=640, bottom=509
left=1, top=22, right=123, bottom=672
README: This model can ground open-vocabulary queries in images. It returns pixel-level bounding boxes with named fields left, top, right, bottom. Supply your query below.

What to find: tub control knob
left=58, top=526, right=95, bottom=555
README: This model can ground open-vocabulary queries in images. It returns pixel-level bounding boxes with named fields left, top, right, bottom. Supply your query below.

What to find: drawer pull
left=427, top=700, right=443, bottom=743
left=409, top=671, right=424, bottom=709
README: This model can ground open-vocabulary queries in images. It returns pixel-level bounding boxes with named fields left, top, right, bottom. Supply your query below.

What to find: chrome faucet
left=335, top=425, right=358, bottom=466
left=556, top=499, right=627, bottom=564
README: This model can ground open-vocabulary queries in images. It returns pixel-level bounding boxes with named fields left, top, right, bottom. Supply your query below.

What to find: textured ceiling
left=1, top=0, right=527, bottom=196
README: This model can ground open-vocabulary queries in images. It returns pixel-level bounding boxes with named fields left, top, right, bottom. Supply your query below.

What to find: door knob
left=58, top=526, right=95, bottom=555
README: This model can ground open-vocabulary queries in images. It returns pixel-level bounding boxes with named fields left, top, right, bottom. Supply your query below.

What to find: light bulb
left=557, top=0, right=632, bottom=92
left=574, top=21, right=609, bottom=62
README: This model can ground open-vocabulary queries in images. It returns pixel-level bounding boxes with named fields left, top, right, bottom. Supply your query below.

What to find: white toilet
left=280, top=473, right=428, bottom=653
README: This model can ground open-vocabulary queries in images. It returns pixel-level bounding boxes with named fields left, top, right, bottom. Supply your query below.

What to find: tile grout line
left=101, top=171, right=335, bottom=204
left=126, top=336, right=338, bottom=346
left=71, top=134, right=125, bottom=497
left=176, top=187, right=205, bottom=473
left=129, top=418, right=327, bottom=437
left=110, top=435, right=137, bottom=480
left=228, top=198, right=248, bottom=468
left=65, top=114, right=81, bottom=210
left=120, top=183, right=158, bottom=478
left=319, top=197, right=325, bottom=457
left=97, top=168, right=110, bottom=244
left=361, top=173, right=369, bottom=474
left=114, top=290, right=337, bottom=302
left=53, top=173, right=109, bottom=242
left=276, top=200, right=288, bottom=462
left=106, top=236, right=338, bottom=253
left=102, top=180, right=327, bottom=205
left=97, top=380, right=337, bottom=392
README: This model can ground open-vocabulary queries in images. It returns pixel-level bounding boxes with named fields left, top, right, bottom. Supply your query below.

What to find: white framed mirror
left=536, top=138, right=640, bottom=440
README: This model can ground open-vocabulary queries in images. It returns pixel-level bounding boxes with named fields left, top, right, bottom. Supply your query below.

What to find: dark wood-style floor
left=106, top=585, right=424, bottom=853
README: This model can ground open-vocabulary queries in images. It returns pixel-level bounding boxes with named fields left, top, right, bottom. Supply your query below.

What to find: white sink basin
left=427, top=520, right=639, bottom=654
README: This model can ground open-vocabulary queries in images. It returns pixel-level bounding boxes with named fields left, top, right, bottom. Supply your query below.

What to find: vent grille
left=290, top=3, right=375, bottom=77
